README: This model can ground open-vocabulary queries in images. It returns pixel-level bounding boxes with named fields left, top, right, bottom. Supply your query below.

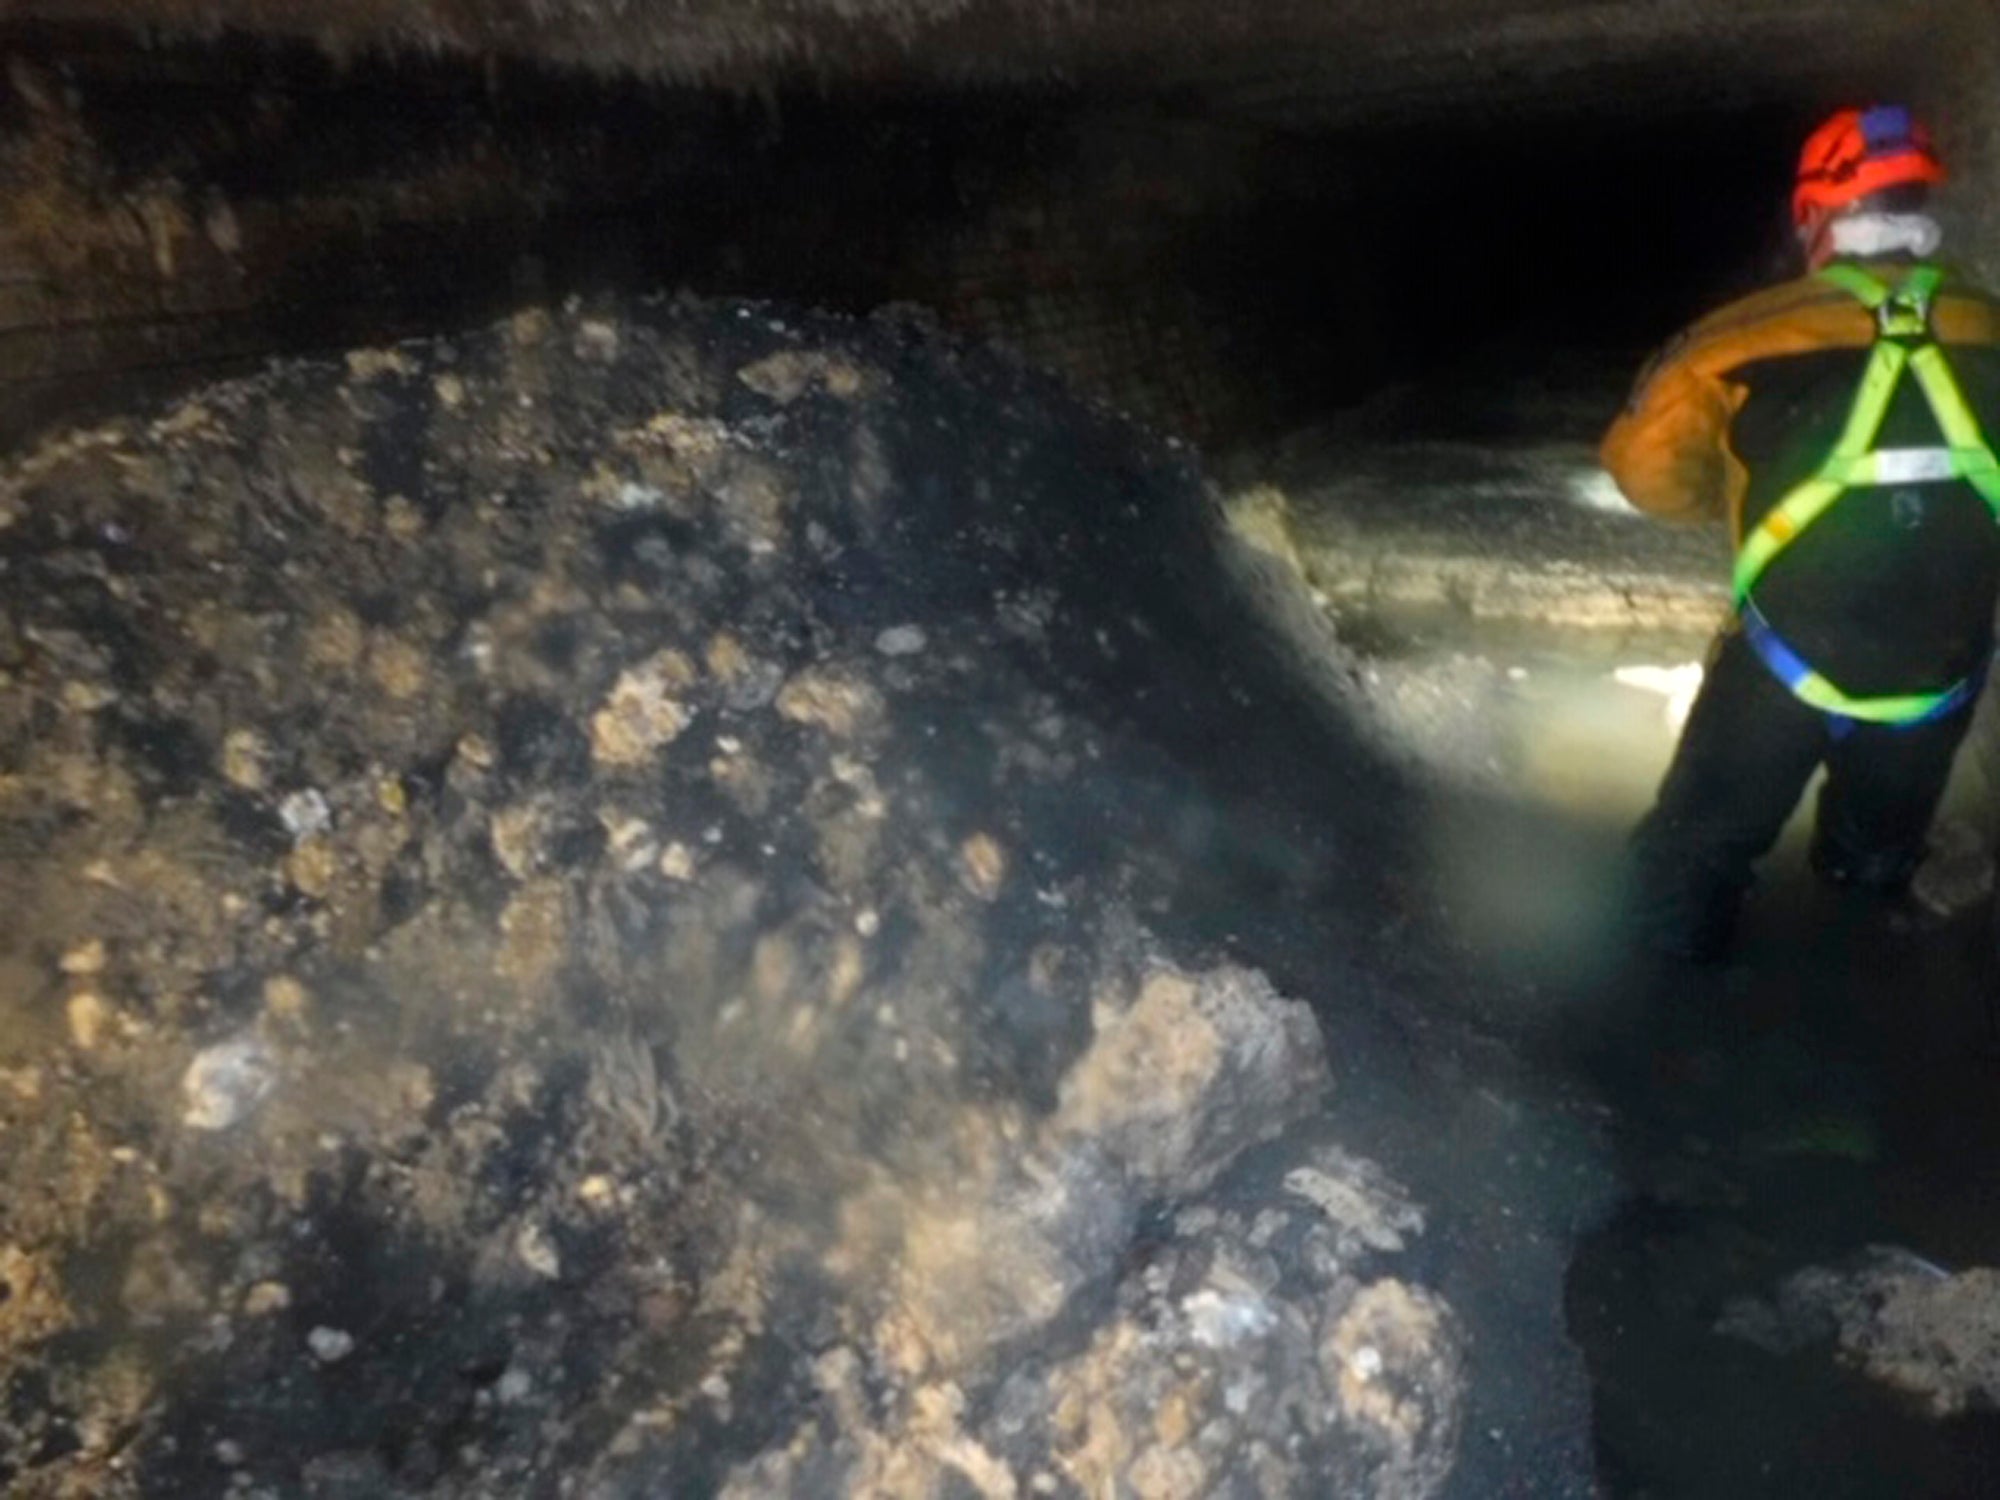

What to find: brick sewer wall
left=1921, top=0, right=2000, bottom=839
left=909, top=115, right=1357, bottom=441
left=1935, top=0, right=2000, bottom=291
left=7, top=16, right=1997, bottom=455
left=0, top=38, right=1352, bottom=449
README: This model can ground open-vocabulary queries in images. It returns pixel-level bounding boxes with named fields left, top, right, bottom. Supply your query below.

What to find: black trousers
left=1630, top=630, right=1975, bottom=958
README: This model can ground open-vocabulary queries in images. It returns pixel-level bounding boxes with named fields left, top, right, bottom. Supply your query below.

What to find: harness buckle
left=1877, top=286, right=1933, bottom=340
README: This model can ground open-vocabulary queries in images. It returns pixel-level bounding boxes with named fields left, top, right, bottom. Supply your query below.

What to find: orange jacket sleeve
left=1600, top=341, right=1739, bottom=525
left=1600, top=271, right=2000, bottom=536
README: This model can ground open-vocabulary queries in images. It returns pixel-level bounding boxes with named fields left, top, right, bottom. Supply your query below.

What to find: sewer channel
left=1271, top=431, right=2000, bottom=1497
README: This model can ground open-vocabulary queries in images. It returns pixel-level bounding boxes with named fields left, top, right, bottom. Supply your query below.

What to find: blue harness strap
left=1739, top=598, right=1982, bottom=738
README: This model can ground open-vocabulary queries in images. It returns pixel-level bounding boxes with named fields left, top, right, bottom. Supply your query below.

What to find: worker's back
left=1600, top=104, right=2000, bottom=960
left=1604, top=261, right=2000, bottom=698
left=1729, top=267, right=2000, bottom=697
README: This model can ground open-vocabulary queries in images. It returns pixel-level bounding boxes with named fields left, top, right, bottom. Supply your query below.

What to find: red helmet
left=1792, top=105, right=1946, bottom=232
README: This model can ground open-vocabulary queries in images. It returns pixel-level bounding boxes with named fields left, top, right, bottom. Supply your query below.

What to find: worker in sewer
left=1602, top=106, right=2000, bottom=961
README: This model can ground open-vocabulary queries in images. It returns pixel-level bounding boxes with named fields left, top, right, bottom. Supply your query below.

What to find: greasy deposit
left=0, top=296, right=1478, bottom=1496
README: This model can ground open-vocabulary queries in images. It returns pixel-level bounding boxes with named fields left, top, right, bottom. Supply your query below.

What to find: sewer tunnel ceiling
left=0, top=0, right=1961, bottom=125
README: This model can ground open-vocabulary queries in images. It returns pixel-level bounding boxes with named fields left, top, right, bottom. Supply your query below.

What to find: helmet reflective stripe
left=1731, top=264, right=2000, bottom=726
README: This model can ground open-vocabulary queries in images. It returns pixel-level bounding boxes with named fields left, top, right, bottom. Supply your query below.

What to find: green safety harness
left=1733, top=263, right=2000, bottom=728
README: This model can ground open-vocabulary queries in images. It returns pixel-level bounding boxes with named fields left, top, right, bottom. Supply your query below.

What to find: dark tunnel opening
left=1327, top=110, right=1802, bottom=375
left=5, top=9, right=2000, bottom=1498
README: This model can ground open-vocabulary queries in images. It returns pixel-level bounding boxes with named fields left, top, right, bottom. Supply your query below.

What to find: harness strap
left=1819, top=261, right=1937, bottom=321
left=1725, top=263, right=2000, bottom=726
left=1731, top=334, right=1908, bottom=602
left=1739, top=597, right=1978, bottom=727
left=1908, top=345, right=2000, bottom=510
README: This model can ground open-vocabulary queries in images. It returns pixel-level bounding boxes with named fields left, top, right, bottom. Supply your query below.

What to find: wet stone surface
left=0, top=296, right=1466, bottom=1495
left=1720, top=1247, right=2000, bottom=1417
